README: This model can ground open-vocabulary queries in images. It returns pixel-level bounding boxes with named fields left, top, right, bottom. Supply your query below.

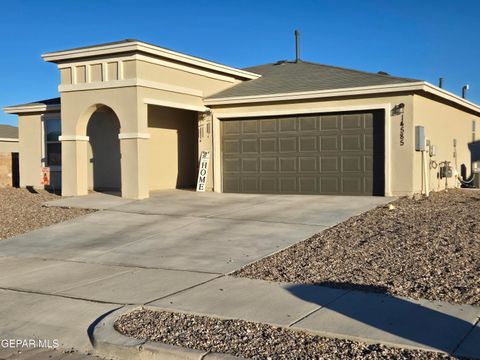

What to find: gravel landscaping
left=0, top=187, right=94, bottom=240
left=115, top=308, right=454, bottom=360
left=233, top=189, right=480, bottom=305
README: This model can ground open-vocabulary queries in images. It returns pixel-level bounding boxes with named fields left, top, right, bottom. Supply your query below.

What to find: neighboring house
left=3, top=39, right=480, bottom=199
left=0, top=124, right=19, bottom=187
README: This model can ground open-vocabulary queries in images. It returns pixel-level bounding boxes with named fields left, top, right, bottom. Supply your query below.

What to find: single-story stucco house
left=3, top=39, right=480, bottom=199
left=0, top=124, right=19, bottom=187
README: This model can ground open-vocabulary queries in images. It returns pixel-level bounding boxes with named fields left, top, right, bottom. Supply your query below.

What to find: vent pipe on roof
left=439, top=77, right=444, bottom=88
left=295, top=29, right=300, bottom=62
left=462, top=84, right=469, bottom=99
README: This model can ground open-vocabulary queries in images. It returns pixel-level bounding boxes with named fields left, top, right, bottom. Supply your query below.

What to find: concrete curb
left=91, top=306, right=245, bottom=360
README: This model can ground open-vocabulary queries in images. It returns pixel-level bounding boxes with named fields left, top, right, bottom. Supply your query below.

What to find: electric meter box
left=415, top=126, right=426, bottom=151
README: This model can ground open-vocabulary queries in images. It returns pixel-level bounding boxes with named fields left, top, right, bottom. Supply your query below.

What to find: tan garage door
left=221, top=110, right=384, bottom=195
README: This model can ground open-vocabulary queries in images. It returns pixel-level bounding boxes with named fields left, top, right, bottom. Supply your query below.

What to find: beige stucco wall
left=0, top=140, right=19, bottom=153
left=18, top=113, right=43, bottom=188
left=413, top=94, right=480, bottom=193
left=148, top=105, right=197, bottom=190
left=210, top=93, right=415, bottom=196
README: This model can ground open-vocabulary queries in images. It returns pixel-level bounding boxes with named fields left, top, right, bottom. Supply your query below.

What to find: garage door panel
left=299, top=177, right=317, bottom=193
left=223, top=121, right=241, bottom=135
left=320, top=116, right=339, bottom=131
left=242, top=120, right=258, bottom=134
left=299, top=116, right=317, bottom=131
left=224, top=139, right=240, bottom=154
left=260, top=138, right=277, bottom=152
left=321, top=157, right=339, bottom=172
left=224, top=158, right=240, bottom=172
left=279, top=137, right=297, bottom=152
left=279, top=117, right=297, bottom=132
left=279, top=157, right=297, bottom=172
left=241, top=139, right=258, bottom=153
left=260, top=119, right=277, bottom=133
left=242, top=177, right=258, bottom=192
left=260, top=177, right=277, bottom=192
left=342, top=156, right=362, bottom=172
left=279, top=177, right=297, bottom=193
left=321, top=136, right=338, bottom=151
left=242, top=158, right=258, bottom=172
left=342, top=114, right=363, bottom=130
left=342, top=177, right=362, bottom=193
left=222, top=110, right=384, bottom=195
left=299, top=136, right=318, bottom=152
left=223, top=177, right=240, bottom=192
left=342, top=135, right=362, bottom=151
left=299, top=157, right=317, bottom=172
left=320, top=177, right=339, bottom=193
left=260, top=157, right=277, bottom=172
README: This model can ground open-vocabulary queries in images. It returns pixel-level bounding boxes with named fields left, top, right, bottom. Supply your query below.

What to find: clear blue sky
left=1, top=0, right=479, bottom=126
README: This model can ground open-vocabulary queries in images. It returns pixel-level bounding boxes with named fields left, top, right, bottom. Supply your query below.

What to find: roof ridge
left=244, top=60, right=421, bottom=82
left=300, top=60, right=421, bottom=82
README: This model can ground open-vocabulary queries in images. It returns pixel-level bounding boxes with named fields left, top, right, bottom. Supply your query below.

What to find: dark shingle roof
left=0, top=125, right=18, bottom=139
left=7, top=97, right=60, bottom=108
left=207, top=60, right=421, bottom=99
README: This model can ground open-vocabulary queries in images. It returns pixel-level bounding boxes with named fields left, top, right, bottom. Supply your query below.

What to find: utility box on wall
left=415, top=126, right=426, bottom=151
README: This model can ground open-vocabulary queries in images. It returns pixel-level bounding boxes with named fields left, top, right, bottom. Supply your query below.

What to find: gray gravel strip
left=233, top=189, right=480, bottom=305
left=0, top=188, right=95, bottom=240
left=115, top=308, right=455, bottom=360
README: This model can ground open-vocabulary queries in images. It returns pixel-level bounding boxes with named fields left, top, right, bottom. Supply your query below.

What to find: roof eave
left=205, top=81, right=480, bottom=115
left=3, top=103, right=61, bottom=115
left=42, top=41, right=261, bottom=81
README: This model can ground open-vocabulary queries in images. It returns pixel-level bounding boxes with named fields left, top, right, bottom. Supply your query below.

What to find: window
left=45, top=119, right=61, bottom=166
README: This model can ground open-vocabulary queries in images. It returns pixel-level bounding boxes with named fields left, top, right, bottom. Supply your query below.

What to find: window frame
left=42, top=115, right=62, bottom=170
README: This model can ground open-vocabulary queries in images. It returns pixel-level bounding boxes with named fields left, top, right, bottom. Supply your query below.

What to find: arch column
left=58, top=135, right=89, bottom=196
left=119, top=132, right=150, bottom=199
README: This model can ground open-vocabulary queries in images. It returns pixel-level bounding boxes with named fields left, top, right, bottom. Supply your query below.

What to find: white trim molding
left=42, top=40, right=260, bottom=80
left=3, top=103, right=60, bottom=114
left=144, top=98, right=208, bottom=112
left=58, top=78, right=203, bottom=97
left=59, top=135, right=89, bottom=141
left=118, top=133, right=151, bottom=140
left=0, top=138, right=19, bottom=142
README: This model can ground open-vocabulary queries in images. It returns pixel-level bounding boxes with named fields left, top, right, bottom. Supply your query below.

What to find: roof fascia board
left=3, top=104, right=61, bottom=114
left=42, top=41, right=260, bottom=80
left=205, top=81, right=480, bottom=114
left=205, top=82, right=426, bottom=105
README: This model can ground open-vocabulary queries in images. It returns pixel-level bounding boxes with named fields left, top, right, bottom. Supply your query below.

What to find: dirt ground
left=115, top=308, right=453, bottom=360
left=0, top=188, right=94, bottom=240
left=234, top=189, right=480, bottom=305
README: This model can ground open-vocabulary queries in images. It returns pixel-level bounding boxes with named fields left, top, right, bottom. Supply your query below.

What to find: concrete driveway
left=0, top=191, right=390, bottom=351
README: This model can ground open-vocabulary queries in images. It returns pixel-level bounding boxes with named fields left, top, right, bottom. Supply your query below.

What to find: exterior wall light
left=391, top=103, right=405, bottom=116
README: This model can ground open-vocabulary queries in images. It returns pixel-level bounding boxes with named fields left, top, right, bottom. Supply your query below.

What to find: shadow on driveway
left=286, top=282, right=477, bottom=354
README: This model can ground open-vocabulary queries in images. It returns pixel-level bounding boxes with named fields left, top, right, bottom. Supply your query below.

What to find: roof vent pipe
left=439, top=77, right=444, bottom=88
left=295, top=29, right=300, bottom=62
left=462, top=84, right=469, bottom=99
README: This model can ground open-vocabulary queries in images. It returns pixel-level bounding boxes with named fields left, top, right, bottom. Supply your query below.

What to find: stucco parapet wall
left=42, top=40, right=260, bottom=81
left=58, top=78, right=205, bottom=97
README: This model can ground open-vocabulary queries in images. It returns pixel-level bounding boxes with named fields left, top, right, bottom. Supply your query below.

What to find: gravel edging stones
left=0, top=188, right=95, bottom=240
left=113, top=308, right=455, bottom=360
left=233, top=189, right=480, bottom=305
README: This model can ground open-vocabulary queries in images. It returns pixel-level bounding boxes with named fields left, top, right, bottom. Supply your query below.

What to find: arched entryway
left=86, top=106, right=122, bottom=194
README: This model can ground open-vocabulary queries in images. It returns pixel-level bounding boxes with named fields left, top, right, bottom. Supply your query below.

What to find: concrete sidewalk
left=149, top=276, right=480, bottom=358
